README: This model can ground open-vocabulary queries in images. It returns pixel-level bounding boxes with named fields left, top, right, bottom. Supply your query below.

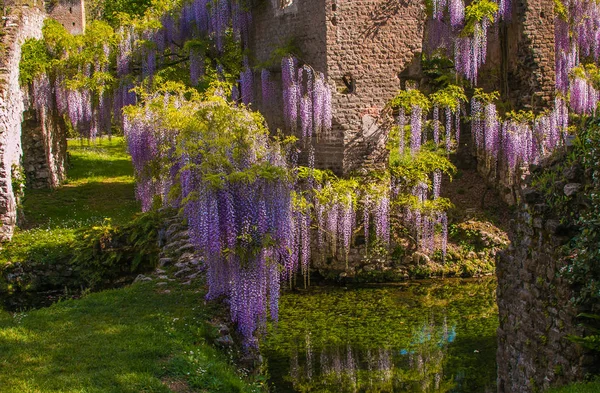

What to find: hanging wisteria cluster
left=471, top=92, right=568, bottom=176
left=430, top=85, right=467, bottom=153
left=126, top=93, right=297, bottom=347
left=427, top=0, right=499, bottom=84
left=453, top=17, right=489, bottom=84
left=32, top=0, right=254, bottom=142
left=389, top=88, right=462, bottom=258
left=29, top=32, right=110, bottom=138
left=311, top=180, right=359, bottom=265
left=280, top=56, right=333, bottom=141
left=569, top=66, right=599, bottom=115
left=554, top=0, right=600, bottom=115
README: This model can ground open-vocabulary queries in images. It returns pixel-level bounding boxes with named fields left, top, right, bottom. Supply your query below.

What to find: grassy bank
left=0, top=280, right=263, bottom=393
left=0, top=137, right=139, bottom=267
left=0, top=136, right=263, bottom=392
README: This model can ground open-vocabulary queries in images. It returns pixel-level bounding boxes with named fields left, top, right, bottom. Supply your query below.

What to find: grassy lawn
left=547, top=382, right=600, bottom=393
left=0, top=137, right=140, bottom=266
left=0, top=280, right=262, bottom=393
left=22, top=138, right=139, bottom=229
left=0, top=136, right=263, bottom=392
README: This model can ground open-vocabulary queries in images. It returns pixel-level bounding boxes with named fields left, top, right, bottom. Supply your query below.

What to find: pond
left=261, top=278, right=498, bottom=393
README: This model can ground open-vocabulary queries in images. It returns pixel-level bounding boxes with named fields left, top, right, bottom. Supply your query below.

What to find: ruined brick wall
left=249, top=0, right=336, bottom=169
left=496, top=164, right=598, bottom=393
left=505, top=0, right=556, bottom=111
left=475, top=0, right=557, bottom=208
left=325, top=0, right=425, bottom=174
left=250, top=0, right=425, bottom=174
left=0, top=6, right=45, bottom=240
left=480, top=0, right=556, bottom=112
left=47, top=0, right=86, bottom=35
left=21, top=105, right=67, bottom=190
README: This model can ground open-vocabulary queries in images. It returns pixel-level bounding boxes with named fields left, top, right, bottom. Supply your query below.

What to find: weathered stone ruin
left=250, top=0, right=557, bottom=176
left=0, top=0, right=83, bottom=241
left=497, top=154, right=599, bottom=392
left=0, top=4, right=47, bottom=241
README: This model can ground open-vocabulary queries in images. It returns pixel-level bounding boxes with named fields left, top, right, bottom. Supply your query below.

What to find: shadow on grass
left=22, top=181, right=139, bottom=229
left=66, top=157, right=135, bottom=182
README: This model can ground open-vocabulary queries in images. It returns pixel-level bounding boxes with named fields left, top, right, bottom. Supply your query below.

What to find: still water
left=262, top=278, right=498, bottom=393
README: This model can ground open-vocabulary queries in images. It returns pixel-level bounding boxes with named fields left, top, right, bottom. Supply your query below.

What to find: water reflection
left=262, top=278, right=497, bottom=393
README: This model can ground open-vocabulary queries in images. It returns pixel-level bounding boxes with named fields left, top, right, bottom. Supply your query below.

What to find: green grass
left=0, top=136, right=263, bottom=392
left=22, top=137, right=139, bottom=229
left=547, top=381, right=600, bottom=393
left=0, top=280, right=263, bottom=393
left=0, top=137, right=139, bottom=266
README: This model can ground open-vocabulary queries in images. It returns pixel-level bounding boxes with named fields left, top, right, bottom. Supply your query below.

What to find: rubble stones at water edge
left=145, top=214, right=240, bottom=353
left=134, top=214, right=203, bottom=287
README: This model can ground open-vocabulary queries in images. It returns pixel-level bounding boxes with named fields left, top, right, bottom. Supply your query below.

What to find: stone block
left=563, top=183, right=582, bottom=197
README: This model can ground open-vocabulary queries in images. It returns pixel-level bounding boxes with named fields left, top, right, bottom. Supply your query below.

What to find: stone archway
left=0, top=5, right=67, bottom=241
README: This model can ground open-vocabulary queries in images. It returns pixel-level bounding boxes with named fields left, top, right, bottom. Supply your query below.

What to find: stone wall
left=505, top=0, right=556, bottom=111
left=473, top=0, right=556, bottom=112
left=496, top=161, right=598, bottom=392
left=21, top=104, right=67, bottom=189
left=249, top=0, right=337, bottom=169
left=325, top=0, right=425, bottom=174
left=47, top=0, right=86, bottom=35
left=250, top=0, right=425, bottom=174
left=0, top=6, right=45, bottom=240
left=251, top=0, right=556, bottom=175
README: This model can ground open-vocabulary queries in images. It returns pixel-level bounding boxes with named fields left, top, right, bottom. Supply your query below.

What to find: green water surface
left=262, top=278, right=498, bottom=393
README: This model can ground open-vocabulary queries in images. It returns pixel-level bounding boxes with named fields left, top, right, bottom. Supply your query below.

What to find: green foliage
left=529, top=154, right=573, bottom=223
left=562, top=116, right=600, bottom=307
left=430, top=84, right=468, bottom=111
left=395, top=193, right=454, bottom=214
left=302, top=168, right=360, bottom=209
left=19, top=38, right=50, bottom=85
left=92, top=0, right=154, bottom=26
left=554, top=0, right=569, bottom=21
left=389, top=89, right=432, bottom=114
left=71, top=211, right=161, bottom=288
left=389, top=149, right=457, bottom=188
left=41, top=19, right=73, bottom=57
left=21, top=18, right=117, bottom=98
left=505, top=109, right=536, bottom=123
left=462, top=0, right=498, bottom=36
left=547, top=380, right=600, bottom=393
left=472, top=88, right=500, bottom=105
left=567, top=314, right=600, bottom=352
left=422, top=54, right=457, bottom=90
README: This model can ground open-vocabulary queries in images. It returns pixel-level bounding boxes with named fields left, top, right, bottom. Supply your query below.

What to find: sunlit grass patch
left=21, top=137, right=139, bottom=230
left=0, top=281, right=263, bottom=393
left=0, top=137, right=139, bottom=267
